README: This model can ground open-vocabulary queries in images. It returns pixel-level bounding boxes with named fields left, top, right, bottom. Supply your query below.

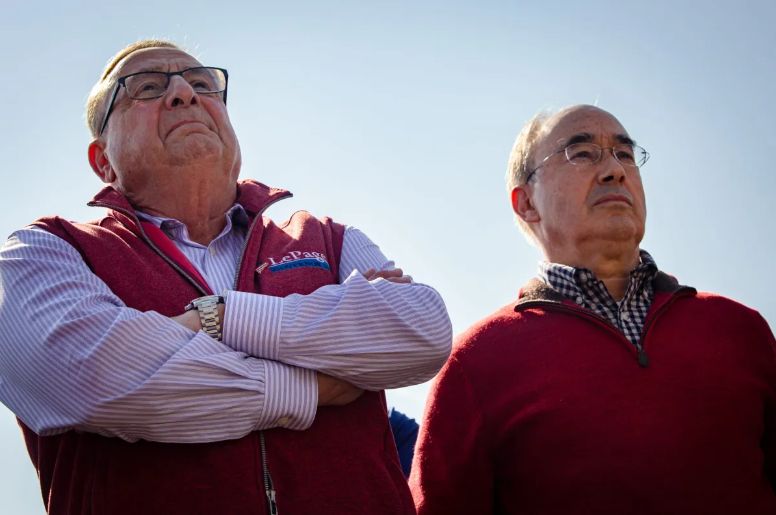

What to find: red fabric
left=410, top=277, right=776, bottom=515
left=23, top=180, right=412, bottom=515
left=139, top=221, right=213, bottom=294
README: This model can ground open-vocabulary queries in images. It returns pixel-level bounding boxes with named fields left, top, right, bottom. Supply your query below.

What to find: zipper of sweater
left=260, top=432, right=279, bottom=515
left=100, top=205, right=210, bottom=296
left=231, top=192, right=293, bottom=290
left=634, top=343, right=649, bottom=368
left=637, top=287, right=695, bottom=356
left=519, top=300, right=651, bottom=368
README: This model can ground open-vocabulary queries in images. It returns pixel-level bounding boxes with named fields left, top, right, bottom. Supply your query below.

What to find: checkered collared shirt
left=537, top=250, right=659, bottom=348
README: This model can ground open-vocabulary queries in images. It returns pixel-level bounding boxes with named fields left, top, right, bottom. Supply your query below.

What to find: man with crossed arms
left=0, top=40, right=451, bottom=515
left=410, top=105, right=775, bottom=514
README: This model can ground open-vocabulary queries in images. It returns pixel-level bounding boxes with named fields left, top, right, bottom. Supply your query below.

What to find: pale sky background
left=2, top=0, right=775, bottom=513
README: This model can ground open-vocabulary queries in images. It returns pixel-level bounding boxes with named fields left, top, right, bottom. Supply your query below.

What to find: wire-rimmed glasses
left=525, top=142, right=650, bottom=183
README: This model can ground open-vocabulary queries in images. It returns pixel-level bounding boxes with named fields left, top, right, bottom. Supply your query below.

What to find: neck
left=131, top=181, right=237, bottom=246
left=544, top=242, right=640, bottom=301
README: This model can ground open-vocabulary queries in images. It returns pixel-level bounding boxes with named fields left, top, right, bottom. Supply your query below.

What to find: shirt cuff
left=256, top=360, right=317, bottom=431
left=222, top=290, right=283, bottom=359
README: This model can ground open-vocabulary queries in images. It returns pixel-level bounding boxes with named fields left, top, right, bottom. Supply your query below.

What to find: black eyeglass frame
left=98, top=66, right=229, bottom=136
left=524, top=143, right=650, bottom=184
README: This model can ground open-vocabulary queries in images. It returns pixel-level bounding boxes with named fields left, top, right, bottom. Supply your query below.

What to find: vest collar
left=87, top=179, right=292, bottom=219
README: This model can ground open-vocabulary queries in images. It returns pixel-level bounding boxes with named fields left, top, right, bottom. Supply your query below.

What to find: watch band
left=185, top=295, right=224, bottom=341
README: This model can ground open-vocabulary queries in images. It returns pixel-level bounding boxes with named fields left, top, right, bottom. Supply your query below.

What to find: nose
left=597, top=148, right=626, bottom=184
left=164, top=75, right=199, bottom=109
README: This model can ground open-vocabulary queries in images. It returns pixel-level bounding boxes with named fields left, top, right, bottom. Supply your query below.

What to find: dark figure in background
left=389, top=407, right=420, bottom=477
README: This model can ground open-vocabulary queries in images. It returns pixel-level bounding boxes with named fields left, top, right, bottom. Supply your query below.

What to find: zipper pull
left=266, top=488, right=278, bottom=515
left=636, top=346, right=650, bottom=368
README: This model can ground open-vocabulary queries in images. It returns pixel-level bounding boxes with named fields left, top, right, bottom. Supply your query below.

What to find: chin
left=168, top=139, right=223, bottom=166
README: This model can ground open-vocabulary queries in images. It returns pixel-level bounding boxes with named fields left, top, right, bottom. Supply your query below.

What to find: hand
left=363, top=267, right=412, bottom=284
left=171, top=309, right=201, bottom=331
left=316, top=372, right=364, bottom=406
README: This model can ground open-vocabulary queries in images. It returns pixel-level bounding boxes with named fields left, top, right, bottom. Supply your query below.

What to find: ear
left=88, top=140, right=115, bottom=183
left=511, top=186, right=540, bottom=224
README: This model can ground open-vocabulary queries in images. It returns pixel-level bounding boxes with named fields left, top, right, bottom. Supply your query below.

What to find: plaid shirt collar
left=537, top=250, right=659, bottom=346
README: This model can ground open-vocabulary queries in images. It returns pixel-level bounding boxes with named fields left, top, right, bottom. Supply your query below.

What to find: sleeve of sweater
left=755, top=313, right=776, bottom=491
left=409, top=353, right=494, bottom=515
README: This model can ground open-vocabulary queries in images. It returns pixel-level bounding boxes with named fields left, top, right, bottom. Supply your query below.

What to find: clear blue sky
left=2, top=1, right=774, bottom=513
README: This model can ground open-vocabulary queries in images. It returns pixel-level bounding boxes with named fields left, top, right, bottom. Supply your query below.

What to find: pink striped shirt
left=0, top=205, right=451, bottom=443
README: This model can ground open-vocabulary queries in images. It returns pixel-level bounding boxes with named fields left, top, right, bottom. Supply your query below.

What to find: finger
left=385, top=276, right=413, bottom=283
left=371, top=268, right=404, bottom=278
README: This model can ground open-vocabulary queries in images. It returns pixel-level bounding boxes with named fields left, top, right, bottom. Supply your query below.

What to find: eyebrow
left=558, top=132, right=636, bottom=148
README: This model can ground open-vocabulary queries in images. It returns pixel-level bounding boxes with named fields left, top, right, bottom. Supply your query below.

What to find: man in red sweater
left=410, top=105, right=776, bottom=514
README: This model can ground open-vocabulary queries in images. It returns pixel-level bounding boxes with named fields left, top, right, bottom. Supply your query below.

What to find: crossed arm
left=0, top=227, right=451, bottom=443
left=173, top=267, right=413, bottom=406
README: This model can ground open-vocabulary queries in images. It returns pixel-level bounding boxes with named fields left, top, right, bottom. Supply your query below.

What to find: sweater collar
left=515, top=271, right=695, bottom=310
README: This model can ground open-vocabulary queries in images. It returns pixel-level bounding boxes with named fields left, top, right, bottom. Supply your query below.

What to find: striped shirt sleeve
left=0, top=227, right=316, bottom=443
left=223, top=227, right=453, bottom=390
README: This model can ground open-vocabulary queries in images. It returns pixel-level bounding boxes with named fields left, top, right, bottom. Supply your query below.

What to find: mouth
left=166, top=120, right=210, bottom=137
left=594, top=194, right=632, bottom=206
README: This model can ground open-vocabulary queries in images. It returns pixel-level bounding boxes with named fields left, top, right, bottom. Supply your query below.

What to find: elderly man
left=0, top=40, right=452, bottom=515
left=409, top=105, right=776, bottom=514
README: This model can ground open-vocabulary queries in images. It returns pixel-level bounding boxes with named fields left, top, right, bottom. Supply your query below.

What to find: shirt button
left=621, top=312, right=631, bottom=321
left=575, top=296, right=584, bottom=305
left=209, top=246, right=217, bottom=256
left=276, top=416, right=290, bottom=427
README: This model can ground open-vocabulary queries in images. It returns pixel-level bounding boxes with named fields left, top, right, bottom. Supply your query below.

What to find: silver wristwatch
left=185, top=295, right=224, bottom=341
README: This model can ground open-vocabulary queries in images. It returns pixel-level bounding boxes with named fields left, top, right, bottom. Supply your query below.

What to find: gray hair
left=85, top=39, right=182, bottom=138
left=504, top=109, right=554, bottom=242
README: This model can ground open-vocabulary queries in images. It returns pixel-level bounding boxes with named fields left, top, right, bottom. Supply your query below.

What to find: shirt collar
left=538, top=249, right=658, bottom=300
left=135, top=204, right=250, bottom=242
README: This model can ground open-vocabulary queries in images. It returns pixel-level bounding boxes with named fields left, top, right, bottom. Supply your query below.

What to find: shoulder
left=273, top=210, right=345, bottom=232
left=682, top=290, right=769, bottom=325
left=452, top=302, right=525, bottom=359
left=664, top=290, right=774, bottom=358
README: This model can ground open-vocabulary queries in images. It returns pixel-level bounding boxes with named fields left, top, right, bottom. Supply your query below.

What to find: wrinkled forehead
left=111, top=47, right=203, bottom=79
left=539, top=106, right=630, bottom=152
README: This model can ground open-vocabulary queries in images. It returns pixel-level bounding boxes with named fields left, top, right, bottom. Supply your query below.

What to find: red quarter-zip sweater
left=23, top=180, right=413, bottom=515
left=410, top=275, right=776, bottom=515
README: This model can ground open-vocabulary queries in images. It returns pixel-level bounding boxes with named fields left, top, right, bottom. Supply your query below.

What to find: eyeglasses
left=98, top=66, right=229, bottom=136
left=525, top=142, right=650, bottom=183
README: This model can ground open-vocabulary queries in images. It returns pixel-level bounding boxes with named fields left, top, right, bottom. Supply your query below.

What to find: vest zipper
left=260, top=432, right=279, bottom=515
left=231, top=193, right=292, bottom=289
left=228, top=193, right=291, bottom=515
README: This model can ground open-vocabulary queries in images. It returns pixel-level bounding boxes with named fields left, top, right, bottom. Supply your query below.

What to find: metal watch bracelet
left=185, top=295, right=224, bottom=341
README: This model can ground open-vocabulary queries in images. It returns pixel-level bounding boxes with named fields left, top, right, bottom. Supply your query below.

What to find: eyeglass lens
left=124, top=68, right=226, bottom=99
left=564, top=143, right=648, bottom=167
